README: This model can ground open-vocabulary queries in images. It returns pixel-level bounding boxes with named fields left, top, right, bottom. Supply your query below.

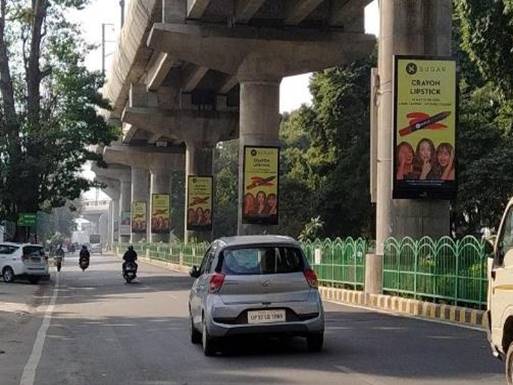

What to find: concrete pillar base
left=364, top=253, right=383, bottom=295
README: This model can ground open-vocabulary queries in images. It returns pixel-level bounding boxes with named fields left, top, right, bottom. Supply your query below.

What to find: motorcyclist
left=122, top=245, right=138, bottom=272
left=54, top=244, right=64, bottom=271
left=79, top=245, right=90, bottom=261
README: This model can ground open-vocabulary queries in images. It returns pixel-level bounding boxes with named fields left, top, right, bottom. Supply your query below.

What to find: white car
left=0, top=243, right=50, bottom=284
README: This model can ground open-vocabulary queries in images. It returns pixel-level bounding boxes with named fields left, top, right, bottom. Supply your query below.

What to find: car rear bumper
left=206, top=294, right=325, bottom=337
left=208, top=315, right=324, bottom=337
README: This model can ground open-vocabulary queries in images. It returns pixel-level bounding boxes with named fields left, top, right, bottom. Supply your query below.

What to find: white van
left=0, top=243, right=49, bottom=284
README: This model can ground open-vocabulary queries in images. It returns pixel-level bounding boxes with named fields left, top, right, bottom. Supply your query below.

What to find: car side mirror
left=190, top=266, right=200, bottom=278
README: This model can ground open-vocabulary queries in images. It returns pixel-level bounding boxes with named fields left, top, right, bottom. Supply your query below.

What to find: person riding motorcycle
left=55, top=245, right=64, bottom=271
left=122, top=246, right=138, bottom=272
left=79, top=245, right=90, bottom=261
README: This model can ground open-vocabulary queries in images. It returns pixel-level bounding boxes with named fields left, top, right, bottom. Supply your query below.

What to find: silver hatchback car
left=188, top=235, right=325, bottom=356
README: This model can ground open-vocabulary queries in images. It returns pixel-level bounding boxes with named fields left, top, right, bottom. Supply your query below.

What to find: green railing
left=114, top=238, right=367, bottom=290
left=302, top=237, right=367, bottom=290
left=383, top=236, right=488, bottom=308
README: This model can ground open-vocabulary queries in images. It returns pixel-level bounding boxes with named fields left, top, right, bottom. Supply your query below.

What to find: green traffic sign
left=18, top=213, right=37, bottom=226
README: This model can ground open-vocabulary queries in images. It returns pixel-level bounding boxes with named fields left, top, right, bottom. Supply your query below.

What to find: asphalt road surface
left=0, top=254, right=504, bottom=385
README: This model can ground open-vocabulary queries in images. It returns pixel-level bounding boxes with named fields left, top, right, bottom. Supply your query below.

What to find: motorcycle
left=123, top=261, right=137, bottom=283
left=79, top=256, right=89, bottom=271
left=55, top=256, right=63, bottom=272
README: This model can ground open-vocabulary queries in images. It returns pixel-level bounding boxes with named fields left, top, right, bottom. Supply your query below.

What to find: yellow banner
left=394, top=57, right=457, bottom=199
left=242, top=146, right=279, bottom=225
left=187, top=176, right=212, bottom=231
left=131, top=201, right=147, bottom=233
left=151, top=194, right=170, bottom=234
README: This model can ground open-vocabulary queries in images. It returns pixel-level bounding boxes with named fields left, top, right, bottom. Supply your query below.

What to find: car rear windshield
left=22, top=246, right=44, bottom=257
left=220, top=246, right=305, bottom=275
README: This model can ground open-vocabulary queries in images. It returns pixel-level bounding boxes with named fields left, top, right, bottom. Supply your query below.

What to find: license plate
left=247, top=309, right=286, bottom=324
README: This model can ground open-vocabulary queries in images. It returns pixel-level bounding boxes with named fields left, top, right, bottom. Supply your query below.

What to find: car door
left=491, top=204, right=513, bottom=346
left=190, top=245, right=215, bottom=325
left=0, top=244, right=8, bottom=271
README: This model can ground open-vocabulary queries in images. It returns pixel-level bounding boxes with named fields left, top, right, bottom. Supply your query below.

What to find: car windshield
left=220, top=246, right=304, bottom=275
left=22, top=246, right=44, bottom=257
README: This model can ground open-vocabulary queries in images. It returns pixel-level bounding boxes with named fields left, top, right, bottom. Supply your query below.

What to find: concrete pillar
left=130, top=166, right=150, bottom=243
left=150, top=168, right=171, bottom=243
left=184, top=142, right=213, bottom=243
left=111, top=199, right=120, bottom=245
left=119, top=179, right=131, bottom=243
left=371, top=0, right=452, bottom=294
left=237, top=79, right=281, bottom=235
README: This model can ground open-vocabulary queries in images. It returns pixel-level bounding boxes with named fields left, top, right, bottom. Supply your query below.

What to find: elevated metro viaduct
left=97, top=0, right=452, bottom=293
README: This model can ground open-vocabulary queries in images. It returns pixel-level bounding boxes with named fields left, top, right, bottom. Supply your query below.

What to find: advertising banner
left=393, top=56, right=457, bottom=199
left=242, top=146, right=279, bottom=225
left=131, top=201, right=147, bottom=233
left=120, top=211, right=131, bottom=235
left=151, top=194, right=170, bottom=234
left=187, top=176, right=213, bottom=231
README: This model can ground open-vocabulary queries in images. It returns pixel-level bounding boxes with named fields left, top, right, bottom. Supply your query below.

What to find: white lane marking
left=334, top=365, right=386, bottom=385
left=324, top=299, right=485, bottom=332
left=19, top=274, right=60, bottom=385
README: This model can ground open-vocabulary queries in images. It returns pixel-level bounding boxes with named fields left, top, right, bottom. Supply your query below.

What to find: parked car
left=0, top=243, right=49, bottom=284
left=188, top=235, right=325, bottom=356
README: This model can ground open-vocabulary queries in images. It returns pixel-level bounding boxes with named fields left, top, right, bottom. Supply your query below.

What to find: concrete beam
left=218, top=75, right=238, bottom=94
left=95, top=176, right=120, bottom=200
left=146, top=53, right=175, bottom=91
left=103, top=145, right=185, bottom=171
left=122, top=107, right=238, bottom=143
left=182, top=65, right=209, bottom=92
left=148, top=23, right=376, bottom=79
left=234, top=0, right=266, bottom=23
left=91, top=164, right=131, bottom=183
left=103, top=0, right=160, bottom=119
left=330, top=0, right=372, bottom=31
left=284, top=0, right=324, bottom=25
left=187, top=0, right=211, bottom=19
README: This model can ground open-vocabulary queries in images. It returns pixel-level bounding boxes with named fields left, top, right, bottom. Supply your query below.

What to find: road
left=0, top=254, right=504, bottom=385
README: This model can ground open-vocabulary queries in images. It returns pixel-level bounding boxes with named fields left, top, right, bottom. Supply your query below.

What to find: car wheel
left=190, top=316, right=201, bottom=344
left=2, top=267, right=15, bottom=283
left=202, top=318, right=218, bottom=356
left=28, top=277, right=40, bottom=284
left=506, top=341, right=513, bottom=385
left=307, top=333, right=324, bottom=353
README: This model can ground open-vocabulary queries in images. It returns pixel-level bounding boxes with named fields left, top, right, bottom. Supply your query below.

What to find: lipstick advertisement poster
left=131, top=201, right=147, bottom=233
left=187, top=176, right=213, bottom=231
left=393, top=56, right=457, bottom=199
left=151, top=194, right=170, bottom=234
left=242, top=146, right=279, bottom=225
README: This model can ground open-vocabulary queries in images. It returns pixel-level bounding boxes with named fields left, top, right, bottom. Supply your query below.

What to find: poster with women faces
left=242, top=146, right=279, bottom=225
left=393, top=56, right=457, bottom=199
left=187, top=176, right=213, bottom=231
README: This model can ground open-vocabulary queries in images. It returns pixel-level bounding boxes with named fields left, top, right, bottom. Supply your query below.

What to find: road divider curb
left=318, top=287, right=486, bottom=329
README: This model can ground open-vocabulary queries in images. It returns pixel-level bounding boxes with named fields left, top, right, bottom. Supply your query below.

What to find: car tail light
left=304, top=268, right=318, bottom=288
left=209, top=273, right=225, bottom=293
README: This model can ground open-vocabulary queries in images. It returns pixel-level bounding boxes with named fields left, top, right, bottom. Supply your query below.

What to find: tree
left=0, top=0, right=117, bottom=240
left=451, top=3, right=513, bottom=233
left=279, top=53, right=377, bottom=238
left=213, top=140, right=238, bottom=238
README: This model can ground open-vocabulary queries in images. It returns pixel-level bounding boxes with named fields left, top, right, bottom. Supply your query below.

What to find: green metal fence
left=383, top=236, right=488, bottom=308
left=114, top=238, right=367, bottom=290
left=301, top=237, right=367, bottom=290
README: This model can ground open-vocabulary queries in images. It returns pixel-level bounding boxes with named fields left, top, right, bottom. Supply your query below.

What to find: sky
left=79, top=0, right=379, bottom=198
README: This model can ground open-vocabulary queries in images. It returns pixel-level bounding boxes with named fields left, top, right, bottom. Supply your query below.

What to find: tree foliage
left=0, top=0, right=117, bottom=238
left=453, top=2, right=513, bottom=233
